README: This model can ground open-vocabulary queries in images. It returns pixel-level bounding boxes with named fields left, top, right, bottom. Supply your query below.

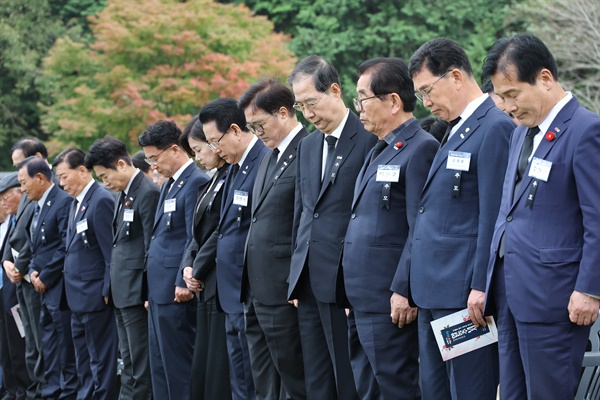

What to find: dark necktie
left=158, top=177, right=175, bottom=206
left=30, top=204, right=40, bottom=237
left=225, top=164, right=240, bottom=197
left=114, top=192, right=126, bottom=231
left=323, top=135, right=338, bottom=180
left=263, top=148, right=280, bottom=191
left=369, top=140, right=388, bottom=165
left=440, top=116, right=461, bottom=146
left=513, top=127, right=539, bottom=201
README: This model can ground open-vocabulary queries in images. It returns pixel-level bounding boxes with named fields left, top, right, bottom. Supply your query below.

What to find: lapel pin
left=288, top=154, right=293, bottom=159
left=465, top=127, right=470, bottom=133
left=394, top=141, right=403, bottom=150
left=177, top=180, right=184, bottom=187
left=46, top=201, right=52, bottom=207
left=125, top=201, right=131, bottom=207
left=545, top=132, right=556, bottom=141
left=81, top=206, right=86, bottom=213
left=460, top=133, right=465, bottom=139
left=555, top=127, right=560, bottom=132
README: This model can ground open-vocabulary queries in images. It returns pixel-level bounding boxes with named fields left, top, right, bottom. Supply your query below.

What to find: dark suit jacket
left=181, top=164, right=229, bottom=302
left=146, top=162, right=208, bottom=305
left=288, top=111, right=377, bottom=303
left=485, top=97, right=600, bottom=322
left=343, top=119, right=438, bottom=312
left=213, top=139, right=269, bottom=314
left=243, top=127, right=309, bottom=305
left=408, top=97, right=514, bottom=309
left=111, top=172, right=160, bottom=308
left=27, top=185, right=74, bottom=308
left=2, top=197, right=34, bottom=276
left=64, top=182, right=114, bottom=313
left=1, top=219, right=17, bottom=313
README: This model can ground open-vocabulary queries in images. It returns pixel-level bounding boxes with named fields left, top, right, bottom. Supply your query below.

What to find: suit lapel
left=67, top=182, right=98, bottom=247
left=33, top=186, right=58, bottom=247
left=422, top=99, right=492, bottom=192
left=114, top=173, right=143, bottom=241
left=153, top=163, right=196, bottom=230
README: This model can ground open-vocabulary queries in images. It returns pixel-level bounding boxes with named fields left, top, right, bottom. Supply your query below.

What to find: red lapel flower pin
left=125, top=201, right=131, bottom=207
left=545, top=131, right=556, bottom=141
left=394, top=141, right=403, bottom=150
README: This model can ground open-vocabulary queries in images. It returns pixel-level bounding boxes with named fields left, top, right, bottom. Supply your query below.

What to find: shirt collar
left=37, top=184, right=55, bottom=210
left=238, top=135, right=259, bottom=168
left=327, top=109, right=350, bottom=141
left=276, top=123, right=303, bottom=158
left=171, top=159, right=194, bottom=184
left=124, top=169, right=140, bottom=196
left=454, top=93, right=489, bottom=134
left=537, top=92, right=573, bottom=135
left=75, top=179, right=95, bottom=204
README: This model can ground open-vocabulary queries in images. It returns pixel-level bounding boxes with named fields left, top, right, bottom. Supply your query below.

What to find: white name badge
left=123, top=209, right=134, bottom=222
left=233, top=190, right=249, bottom=207
left=528, top=157, right=552, bottom=182
left=376, top=165, right=400, bottom=182
left=164, top=198, right=176, bottom=213
left=76, top=219, right=88, bottom=234
left=446, top=151, right=471, bottom=172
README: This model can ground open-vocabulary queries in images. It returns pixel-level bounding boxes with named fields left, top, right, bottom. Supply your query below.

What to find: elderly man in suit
left=6, top=139, right=53, bottom=398
left=286, top=55, right=377, bottom=399
left=482, top=33, right=600, bottom=399
left=198, top=98, right=269, bottom=400
left=139, top=120, right=209, bottom=400
left=17, top=156, right=77, bottom=399
left=342, top=58, right=438, bottom=399
left=53, top=148, right=118, bottom=399
left=85, top=136, right=159, bottom=400
left=0, top=173, right=30, bottom=400
left=239, top=79, right=308, bottom=400
left=407, top=38, right=515, bottom=400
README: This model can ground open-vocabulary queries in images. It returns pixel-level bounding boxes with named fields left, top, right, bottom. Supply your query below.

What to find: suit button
left=219, top=234, right=223, bottom=239
left=306, top=240, right=310, bottom=245
left=252, top=217, right=257, bottom=223
left=418, top=207, right=424, bottom=213
left=506, top=215, right=513, bottom=222
left=351, top=213, right=356, bottom=219
left=313, top=213, right=319, bottom=218
left=151, top=235, right=155, bottom=240
left=113, top=245, right=117, bottom=248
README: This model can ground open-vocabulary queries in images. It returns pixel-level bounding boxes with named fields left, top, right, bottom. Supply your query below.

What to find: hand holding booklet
left=430, top=308, right=498, bottom=361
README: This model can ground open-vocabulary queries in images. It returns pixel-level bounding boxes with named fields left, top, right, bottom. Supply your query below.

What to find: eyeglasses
left=415, top=70, right=451, bottom=102
left=293, top=92, right=325, bottom=112
left=207, top=129, right=229, bottom=151
left=144, top=146, right=170, bottom=165
left=0, top=188, right=19, bottom=202
left=352, top=93, right=391, bottom=112
left=246, top=114, right=273, bottom=134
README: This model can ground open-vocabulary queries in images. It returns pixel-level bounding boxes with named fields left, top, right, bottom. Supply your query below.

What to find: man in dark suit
left=199, top=98, right=269, bottom=400
left=0, top=173, right=30, bottom=400
left=342, top=58, right=438, bottom=399
left=7, top=139, right=53, bottom=398
left=17, top=156, right=77, bottom=399
left=407, top=38, right=515, bottom=400
left=482, top=33, right=600, bottom=399
left=139, top=120, right=208, bottom=400
left=54, top=148, right=118, bottom=399
left=86, top=136, right=158, bottom=400
left=239, top=79, right=308, bottom=399
left=286, top=55, right=377, bottom=399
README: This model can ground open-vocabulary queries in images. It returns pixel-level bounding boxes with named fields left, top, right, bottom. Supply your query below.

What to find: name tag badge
left=233, top=190, right=249, bottom=207
left=214, top=179, right=224, bottom=192
left=446, top=151, right=471, bottom=172
left=376, top=165, right=400, bottom=182
left=528, top=157, right=552, bottom=182
left=123, top=209, right=134, bottom=222
left=164, top=198, right=177, bottom=213
left=76, top=219, right=88, bottom=234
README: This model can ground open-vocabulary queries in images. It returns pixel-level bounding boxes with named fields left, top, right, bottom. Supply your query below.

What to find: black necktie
left=159, top=178, right=175, bottom=205
left=440, top=116, right=461, bottom=146
left=225, top=164, right=240, bottom=197
left=369, top=140, right=388, bottom=165
left=513, top=127, right=539, bottom=201
left=323, top=135, right=338, bottom=180
left=263, top=148, right=280, bottom=191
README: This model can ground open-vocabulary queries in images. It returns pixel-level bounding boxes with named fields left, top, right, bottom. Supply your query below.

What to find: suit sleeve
left=470, top=116, right=514, bottom=291
left=573, top=117, right=600, bottom=296
left=391, top=138, right=439, bottom=297
left=192, top=230, right=218, bottom=281
left=291, top=138, right=304, bottom=253
left=138, top=186, right=160, bottom=258
left=39, top=196, right=73, bottom=288
left=95, top=195, right=116, bottom=297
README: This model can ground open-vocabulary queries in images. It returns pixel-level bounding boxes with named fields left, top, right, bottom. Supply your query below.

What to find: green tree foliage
left=507, top=0, right=600, bottom=113
left=221, top=0, right=517, bottom=112
left=39, top=0, right=296, bottom=151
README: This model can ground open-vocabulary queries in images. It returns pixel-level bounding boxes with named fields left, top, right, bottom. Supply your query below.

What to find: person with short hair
left=483, top=32, right=600, bottom=399
left=408, top=37, right=515, bottom=400
left=18, top=156, right=78, bottom=399
left=287, top=55, right=377, bottom=400
left=85, top=137, right=159, bottom=400
left=139, top=120, right=209, bottom=400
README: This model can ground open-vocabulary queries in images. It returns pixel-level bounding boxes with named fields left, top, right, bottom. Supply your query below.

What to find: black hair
left=17, top=156, right=52, bottom=181
left=138, top=120, right=182, bottom=149
left=357, top=58, right=416, bottom=112
left=408, top=38, right=474, bottom=78
left=180, top=115, right=199, bottom=157
left=53, top=147, right=87, bottom=170
left=11, top=138, right=48, bottom=159
left=239, top=78, right=295, bottom=116
left=482, top=33, right=559, bottom=85
left=131, top=151, right=150, bottom=173
left=287, top=55, right=341, bottom=93
left=198, top=98, right=248, bottom=134
left=420, top=116, right=449, bottom=143
left=85, top=136, right=132, bottom=170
